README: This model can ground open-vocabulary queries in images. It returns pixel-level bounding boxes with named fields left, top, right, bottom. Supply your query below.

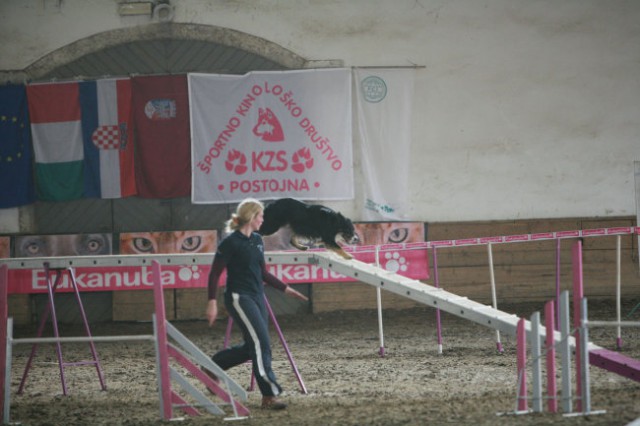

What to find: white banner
left=355, top=68, right=415, bottom=220
left=189, top=69, right=353, bottom=204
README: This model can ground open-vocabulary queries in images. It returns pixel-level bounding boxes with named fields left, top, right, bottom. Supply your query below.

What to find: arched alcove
left=26, top=23, right=308, bottom=80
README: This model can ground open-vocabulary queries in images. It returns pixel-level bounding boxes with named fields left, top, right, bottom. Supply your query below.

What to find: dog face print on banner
left=15, top=234, right=112, bottom=257
left=354, top=222, right=424, bottom=246
left=119, top=231, right=217, bottom=254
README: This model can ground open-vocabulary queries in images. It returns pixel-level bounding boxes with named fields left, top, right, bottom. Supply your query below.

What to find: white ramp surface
left=265, top=251, right=589, bottom=350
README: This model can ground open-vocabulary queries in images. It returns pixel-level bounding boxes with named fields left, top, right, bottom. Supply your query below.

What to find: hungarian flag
left=0, top=84, right=35, bottom=208
left=79, top=78, right=136, bottom=198
left=27, top=82, right=84, bottom=201
left=132, top=75, right=191, bottom=199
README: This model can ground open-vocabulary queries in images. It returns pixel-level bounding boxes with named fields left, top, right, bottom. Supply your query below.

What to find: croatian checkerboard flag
left=80, top=78, right=136, bottom=198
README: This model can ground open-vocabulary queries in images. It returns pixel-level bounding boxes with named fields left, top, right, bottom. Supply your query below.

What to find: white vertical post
left=516, top=318, right=528, bottom=412
left=432, top=247, right=443, bottom=355
left=635, top=161, right=640, bottom=274
left=530, top=312, right=542, bottom=413
left=615, top=235, right=622, bottom=350
left=487, top=243, right=503, bottom=352
left=375, top=246, right=385, bottom=357
left=559, top=291, right=573, bottom=414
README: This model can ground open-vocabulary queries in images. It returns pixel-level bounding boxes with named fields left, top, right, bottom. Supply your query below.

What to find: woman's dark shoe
left=261, top=396, right=287, bottom=410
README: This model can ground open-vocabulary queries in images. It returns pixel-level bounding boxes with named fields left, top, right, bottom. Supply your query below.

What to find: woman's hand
left=206, top=299, right=218, bottom=326
left=285, top=286, right=309, bottom=302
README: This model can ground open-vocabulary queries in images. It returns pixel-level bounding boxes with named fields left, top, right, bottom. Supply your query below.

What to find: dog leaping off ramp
left=265, top=250, right=640, bottom=383
left=259, top=198, right=358, bottom=260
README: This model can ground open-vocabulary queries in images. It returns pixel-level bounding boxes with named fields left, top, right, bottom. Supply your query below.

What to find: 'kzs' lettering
left=252, top=150, right=288, bottom=172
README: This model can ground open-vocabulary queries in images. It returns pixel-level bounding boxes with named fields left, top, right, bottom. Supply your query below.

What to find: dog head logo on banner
left=252, top=107, right=284, bottom=142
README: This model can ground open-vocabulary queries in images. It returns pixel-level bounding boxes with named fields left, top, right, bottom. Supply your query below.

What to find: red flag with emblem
left=132, top=75, right=191, bottom=199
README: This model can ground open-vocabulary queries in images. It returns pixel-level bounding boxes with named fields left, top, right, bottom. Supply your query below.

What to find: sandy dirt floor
left=7, top=299, right=640, bottom=426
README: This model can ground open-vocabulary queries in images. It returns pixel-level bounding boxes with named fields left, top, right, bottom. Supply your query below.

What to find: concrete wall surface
left=1, top=0, right=639, bottom=225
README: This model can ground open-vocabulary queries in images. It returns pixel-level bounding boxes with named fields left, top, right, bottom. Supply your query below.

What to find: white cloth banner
left=189, top=69, right=353, bottom=204
left=355, top=68, right=415, bottom=220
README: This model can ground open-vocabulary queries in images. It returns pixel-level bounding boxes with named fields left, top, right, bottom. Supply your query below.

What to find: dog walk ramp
left=267, top=251, right=640, bottom=383
left=268, top=251, right=549, bottom=340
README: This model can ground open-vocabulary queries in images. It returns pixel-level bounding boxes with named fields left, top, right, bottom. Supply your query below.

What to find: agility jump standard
left=0, top=259, right=251, bottom=424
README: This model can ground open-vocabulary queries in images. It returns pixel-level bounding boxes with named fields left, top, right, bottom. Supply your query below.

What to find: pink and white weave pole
left=544, top=300, right=557, bottom=413
left=516, top=318, right=528, bottom=412
left=571, top=241, right=584, bottom=412
left=0, top=264, right=7, bottom=424
left=151, top=260, right=173, bottom=421
left=263, top=295, right=308, bottom=394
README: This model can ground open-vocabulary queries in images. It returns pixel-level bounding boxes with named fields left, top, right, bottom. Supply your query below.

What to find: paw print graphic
left=291, top=147, right=314, bottom=173
left=178, top=265, right=202, bottom=282
left=225, top=149, right=248, bottom=175
left=384, top=251, right=408, bottom=273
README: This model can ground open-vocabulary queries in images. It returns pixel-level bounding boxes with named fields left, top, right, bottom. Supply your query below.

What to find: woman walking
left=206, top=198, right=308, bottom=409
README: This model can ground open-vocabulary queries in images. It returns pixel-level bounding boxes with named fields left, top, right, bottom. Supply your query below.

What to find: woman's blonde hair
left=225, top=198, right=264, bottom=232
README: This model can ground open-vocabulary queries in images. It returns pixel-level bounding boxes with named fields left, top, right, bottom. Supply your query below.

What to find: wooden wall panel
left=112, top=290, right=175, bottom=321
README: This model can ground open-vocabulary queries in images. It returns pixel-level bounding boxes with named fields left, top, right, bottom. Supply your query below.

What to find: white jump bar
left=11, top=335, right=155, bottom=345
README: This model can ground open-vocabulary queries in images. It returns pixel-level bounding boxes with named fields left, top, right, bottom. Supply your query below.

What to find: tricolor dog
left=258, top=198, right=357, bottom=259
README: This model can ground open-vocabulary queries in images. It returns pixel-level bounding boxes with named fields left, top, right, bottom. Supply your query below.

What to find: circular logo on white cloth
left=361, top=76, right=387, bottom=103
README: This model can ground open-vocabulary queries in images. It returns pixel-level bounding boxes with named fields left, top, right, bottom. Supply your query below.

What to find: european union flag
left=0, top=84, right=35, bottom=208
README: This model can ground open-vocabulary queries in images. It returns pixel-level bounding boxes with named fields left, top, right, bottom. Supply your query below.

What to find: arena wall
left=6, top=216, right=637, bottom=324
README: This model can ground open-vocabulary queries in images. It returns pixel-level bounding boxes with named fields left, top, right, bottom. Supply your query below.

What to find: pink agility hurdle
left=1, top=259, right=250, bottom=423
left=510, top=240, right=640, bottom=417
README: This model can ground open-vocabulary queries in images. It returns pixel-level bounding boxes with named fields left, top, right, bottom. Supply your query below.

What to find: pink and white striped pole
left=1, top=264, right=8, bottom=424
left=544, top=300, right=557, bottom=413
left=152, top=260, right=173, bottom=421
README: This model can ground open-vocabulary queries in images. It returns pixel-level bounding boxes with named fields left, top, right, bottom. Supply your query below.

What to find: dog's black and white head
left=334, top=214, right=358, bottom=246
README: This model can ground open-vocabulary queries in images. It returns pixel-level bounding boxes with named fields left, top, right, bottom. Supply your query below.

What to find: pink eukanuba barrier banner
left=6, top=247, right=430, bottom=294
